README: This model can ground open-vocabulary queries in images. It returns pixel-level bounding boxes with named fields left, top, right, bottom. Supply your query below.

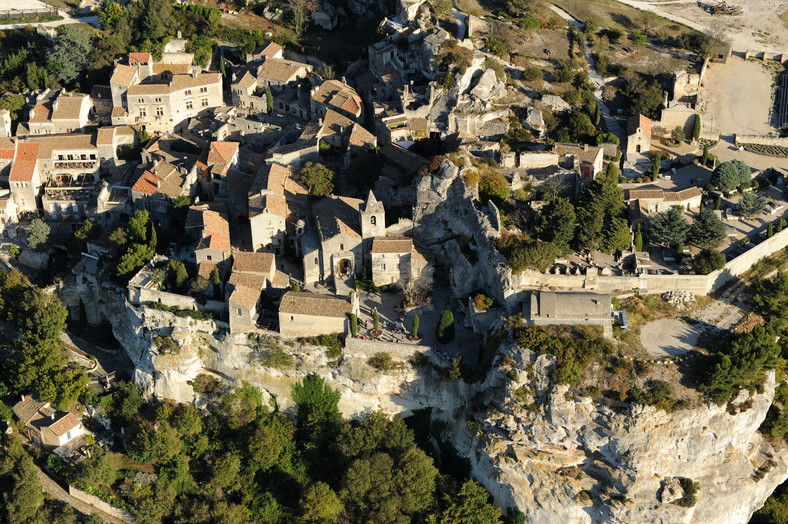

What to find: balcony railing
left=53, top=161, right=97, bottom=171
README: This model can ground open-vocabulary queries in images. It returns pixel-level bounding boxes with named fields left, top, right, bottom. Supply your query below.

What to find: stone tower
left=360, top=190, right=385, bottom=241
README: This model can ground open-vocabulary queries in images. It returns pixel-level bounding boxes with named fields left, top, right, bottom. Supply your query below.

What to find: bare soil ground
left=614, top=0, right=788, bottom=54
left=700, top=56, right=775, bottom=136
left=640, top=318, right=700, bottom=356
left=516, top=28, right=572, bottom=62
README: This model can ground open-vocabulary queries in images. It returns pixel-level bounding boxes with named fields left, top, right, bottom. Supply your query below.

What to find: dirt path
left=34, top=465, right=128, bottom=523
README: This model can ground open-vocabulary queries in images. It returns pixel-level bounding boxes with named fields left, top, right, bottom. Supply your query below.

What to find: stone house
left=231, top=71, right=266, bottom=111
left=8, top=142, right=41, bottom=213
left=554, top=143, right=604, bottom=180
left=0, top=109, right=11, bottom=138
left=278, top=290, right=359, bottom=338
left=248, top=163, right=308, bottom=254
left=301, top=191, right=385, bottom=284
left=0, top=189, right=19, bottom=236
left=370, top=236, right=432, bottom=286
left=22, top=93, right=92, bottom=136
left=186, top=204, right=231, bottom=266
left=526, top=291, right=612, bottom=335
left=246, top=42, right=283, bottom=63
left=626, top=186, right=703, bottom=221
left=345, top=123, right=377, bottom=168
left=110, top=53, right=223, bottom=133
left=12, top=395, right=85, bottom=450
left=316, top=109, right=356, bottom=149
left=311, top=79, right=364, bottom=121
left=226, top=251, right=289, bottom=333
left=130, top=160, right=197, bottom=225
left=626, top=114, right=652, bottom=161
left=201, top=141, right=240, bottom=199
left=256, top=58, right=313, bottom=93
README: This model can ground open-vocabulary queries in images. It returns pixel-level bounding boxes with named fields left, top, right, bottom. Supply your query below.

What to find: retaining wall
left=129, top=287, right=225, bottom=315
left=68, top=485, right=134, bottom=523
left=345, top=337, right=428, bottom=361
left=735, top=135, right=788, bottom=147
left=516, top=227, right=788, bottom=296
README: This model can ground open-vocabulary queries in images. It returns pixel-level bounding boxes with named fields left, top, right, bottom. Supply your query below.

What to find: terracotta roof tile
left=627, top=114, right=652, bottom=137
left=129, top=52, right=152, bottom=64
left=627, top=188, right=664, bottom=200
left=372, top=236, right=413, bottom=254
left=51, top=95, right=88, bottom=121
left=348, top=123, right=376, bottom=147
left=312, top=79, right=363, bottom=116
left=96, top=127, right=116, bottom=146
left=49, top=412, right=81, bottom=437
left=9, top=143, right=39, bottom=182
left=229, top=285, right=261, bottom=310
left=208, top=141, right=239, bottom=166
left=258, top=58, right=312, bottom=83
left=111, top=64, right=137, bottom=86
left=29, top=102, right=51, bottom=124
left=279, top=291, right=353, bottom=318
left=233, top=252, right=275, bottom=275
left=664, top=187, right=702, bottom=201
left=0, top=138, right=15, bottom=159
left=229, top=272, right=267, bottom=291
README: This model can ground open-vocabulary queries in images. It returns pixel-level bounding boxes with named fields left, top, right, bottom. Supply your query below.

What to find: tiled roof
left=379, top=144, right=429, bottom=174
left=131, top=170, right=160, bottom=195
left=311, top=195, right=363, bottom=241
left=197, top=261, right=218, bottom=280
left=261, top=194, right=288, bottom=217
left=312, top=79, right=363, bottom=115
left=23, top=134, right=97, bottom=158
left=228, top=271, right=267, bottom=291
left=111, top=106, right=127, bottom=118
left=271, top=270, right=290, bottom=289
left=0, top=138, right=15, bottom=159
left=554, top=143, right=603, bottom=164
left=208, top=141, right=239, bottom=166
left=49, top=412, right=81, bottom=436
left=126, top=73, right=221, bottom=96
left=372, top=235, right=413, bottom=254
left=236, top=71, right=256, bottom=89
left=627, top=114, right=652, bottom=137
left=348, top=123, right=376, bottom=147
left=129, top=52, right=152, bottom=64
left=131, top=162, right=187, bottom=198
left=189, top=204, right=231, bottom=253
left=96, top=127, right=116, bottom=146
left=9, top=143, right=39, bottom=182
left=259, top=42, right=283, bottom=58
left=28, top=102, right=51, bottom=124
left=152, top=63, right=191, bottom=75
left=627, top=188, right=664, bottom=200
left=279, top=291, right=353, bottom=317
left=229, top=285, right=261, bottom=310
left=258, top=58, right=311, bottom=83
left=12, top=396, right=49, bottom=425
left=52, top=95, right=88, bottom=121
left=233, top=252, right=275, bottom=275
left=664, top=187, right=702, bottom=201
left=111, top=64, right=137, bottom=86
left=321, top=109, right=354, bottom=138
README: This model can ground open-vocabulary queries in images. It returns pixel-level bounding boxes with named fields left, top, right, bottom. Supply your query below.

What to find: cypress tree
left=412, top=314, right=420, bottom=339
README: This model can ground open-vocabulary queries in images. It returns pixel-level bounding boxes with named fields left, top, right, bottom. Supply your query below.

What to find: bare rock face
left=453, top=342, right=788, bottom=524
left=470, top=69, right=507, bottom=100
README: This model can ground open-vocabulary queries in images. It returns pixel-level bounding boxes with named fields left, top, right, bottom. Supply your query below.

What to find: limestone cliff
left=61, top=275, right=788, bottom=522
left=444, top=340, right=788, bottom=524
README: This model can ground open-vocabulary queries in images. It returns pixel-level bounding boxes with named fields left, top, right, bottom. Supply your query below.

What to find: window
left=237, top=308, right=243, bottom=316
left=381, top=263, right=386, bottom=270
left=156, top=107, right=164, bottom=116
left=201, top=98, right=209, bottom=108
left=290, top=316, right=294, bottom=321
left=186, top=101, right=193, bottom=110
left=66, top=430, right=72, bottom=441
left=139, top=108, right=146, bottom=117
left=155, top=97, right=162, bottom=103
left=200, top=87, right=207, bottom=93
left=314, top=257, right=318, bottom=265
left=370, top=215, right=376, bottom=225
left=207, top=255, right=212, bottom=261
left=185, top=89, right=192, bottom=96
left=339, top=243, right=344, bottom=250
left=138, top=98, right=144, bottom=103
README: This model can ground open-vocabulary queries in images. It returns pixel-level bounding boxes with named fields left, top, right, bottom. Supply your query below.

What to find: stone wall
left=129, top=287, right=225, bottom=315
left=345, top=337, right=427, bottom=361
left=68, top=485, right=134, bottom=523
left=735, top=135, right=788, bottom=147
left=279, top=311, right=348, bottom=338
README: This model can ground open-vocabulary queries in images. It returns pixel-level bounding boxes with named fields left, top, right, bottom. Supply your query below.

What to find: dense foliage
left=711, top=160, right=751, bottom=192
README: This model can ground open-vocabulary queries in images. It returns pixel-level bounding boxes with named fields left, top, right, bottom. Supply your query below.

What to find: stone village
left=4, top=0, right=788, bottom=521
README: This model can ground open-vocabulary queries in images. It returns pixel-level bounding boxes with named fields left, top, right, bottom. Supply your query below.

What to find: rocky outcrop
left=444, top=341, right=788, bottom=524
left=470, top=69, right=507, bottom=100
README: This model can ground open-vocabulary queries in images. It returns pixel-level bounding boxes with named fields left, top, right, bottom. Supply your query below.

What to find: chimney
left=50, top=413, right=55, bottom=420
left=177, top=30, right=182, bottom=39
left=342, top=76, right=347, bottom=84
left=20, top=394, right=26, bottom=402
left=583, top=144, right=588, bottom=152
left=53, top=99, right=59, bottom=111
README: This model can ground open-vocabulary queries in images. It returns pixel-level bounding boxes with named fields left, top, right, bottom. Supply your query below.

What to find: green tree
left=116, top=243, right=155, bottom=277
left=248, top=413, right=294, bottom=470
left=25, top=218, right=50, bottom=250
left=8, top=336, right=87, bottom=410
left=738, top=191, right=766, bottom=218
left=141, top=0, right=173, bottom=40
left=128, top=209, right=150, bottom=243
left=113, top=381, right=144, bottom=425
left=429, top=0, right=451, bottom=20
left=12, top=287, right=68, bottom=340
left=0, top=94, right=26, bottom=123
left=98, top=0, right=126, bottom=29
left=600, top=217, right=631, bottom=254
left=74, top=452, right=116, bottom=490
left=711, top=160, right=751, bottom=192
left=300, top=482, right=343, bottom=523
left=633, top=223, right=643, bottom=252
left=210, top=267, right=221, bottom=297
left=350, top=313, right=358, bottom=337
left=128, top=421, right=183, bottom=463
left=486, top=37, right=509, bottom=56
left=429, top=481, right=502, bottom=524
left=689, top=208, right=726, bottom=248
left=170, top=404, right=203, bottom=437
left=649, top=207, right=689, bottom=247
left=630, top=29, right=647, bottom=48
left=300, top=162, right=335, bottom=197
left=671, top=125, right=685, bottom=144
left=479, top=170, right=510, bottom=202
left=373, top=310, right=379, bottom=332
left=692, top=114, right=701, bottom=141
left=291, top=373, right=342, bottom=445
left=576, top=168, right=625, bottom=250
left=395, top=447, right=438, bottom=514
left=412, top=314, right=420, bottom=338
left=220, top=381, right=264, bottom=429
left=266, top=89, right=273, bottom=113
left=534, top=197, right=576, bottom=253
left=0, top=437, right=44, bottom=524
left=691, top=248, right=725, bottom=275
left=210, top=452, right=241, bottom=490
left=436, top=310, right=455, bottom=344
left=752, top=272, right=788, bottom=317
left=508, top=240, right=560, bottom=272
left=768, top=222, right=774, bottom=238
left=650, top=152, right=661, bottom=181
left=169, top=260, right=189, bottom=290
left=48, top=25, right=92, bottom=85
left=158, top=455, right=193, bottom=495
left=701, top=143, right=710, bottom=165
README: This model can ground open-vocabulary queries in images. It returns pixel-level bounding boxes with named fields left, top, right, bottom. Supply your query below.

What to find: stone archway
left=338, top=258, right=352, bottom=277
